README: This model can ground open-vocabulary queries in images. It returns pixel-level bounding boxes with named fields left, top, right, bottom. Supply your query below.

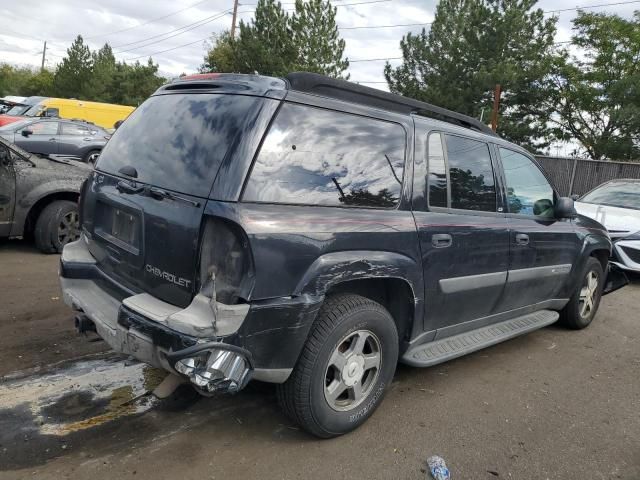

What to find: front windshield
left=580, top=182, right=640, bottom=210
left=5, top=104, right=30, bottom=116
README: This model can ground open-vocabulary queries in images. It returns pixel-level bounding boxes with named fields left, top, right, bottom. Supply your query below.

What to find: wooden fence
left=535, top=156, right=640, bottom=197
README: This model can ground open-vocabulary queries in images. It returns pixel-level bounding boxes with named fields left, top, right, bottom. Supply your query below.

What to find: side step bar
left=402, top=310, right=559, bottom=367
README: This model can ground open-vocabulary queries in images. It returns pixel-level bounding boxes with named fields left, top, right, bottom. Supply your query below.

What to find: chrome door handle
left=432, top=233, right=452, bottom=248
left=515, top=233, right=530, bottom=246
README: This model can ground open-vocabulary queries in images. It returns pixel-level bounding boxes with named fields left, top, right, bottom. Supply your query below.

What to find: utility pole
left=230, top=0, right=240, bottom=39
left=490, top=83, right=501, bottom=132
left=40, top=40, right=47, bottom=71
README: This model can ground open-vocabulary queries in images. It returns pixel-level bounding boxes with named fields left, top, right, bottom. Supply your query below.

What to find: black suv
left=59, top=73, right=624, bottom=438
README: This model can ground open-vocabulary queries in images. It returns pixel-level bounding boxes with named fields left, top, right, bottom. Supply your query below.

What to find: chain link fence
left=535, top=156, right=640, bottom=197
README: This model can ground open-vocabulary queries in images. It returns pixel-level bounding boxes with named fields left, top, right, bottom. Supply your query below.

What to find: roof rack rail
left=285, top=72, right=497, bottom=137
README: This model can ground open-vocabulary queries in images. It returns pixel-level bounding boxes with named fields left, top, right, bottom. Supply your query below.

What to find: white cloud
left=0, top=0, right=637, bottom=88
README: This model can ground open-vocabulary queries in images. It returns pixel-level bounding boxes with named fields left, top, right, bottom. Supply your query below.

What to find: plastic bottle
left=427, top=455, right=450, bottom=480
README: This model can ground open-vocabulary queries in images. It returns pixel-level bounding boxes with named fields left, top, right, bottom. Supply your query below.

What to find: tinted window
left=27, top=122, right=58, bottom=135
left=445, top=135, right=496, bottom=212
left=427, top=132, right=447, bottom=208
left=61, top=123, right=91, bottom=135
left=97, top=94, right=259, bottom=197
left=244, top=103, right=405, bottom=208
left=580, top=181, right=640, bottom=210
left=500, top=148, right=554, bottom=217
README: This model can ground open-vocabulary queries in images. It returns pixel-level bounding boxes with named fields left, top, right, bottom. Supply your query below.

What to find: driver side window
left=499, top=148, right=554, bottom=217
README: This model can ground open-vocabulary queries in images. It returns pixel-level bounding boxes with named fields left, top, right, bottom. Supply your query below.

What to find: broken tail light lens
left=198, top=216, right=254, bottom=305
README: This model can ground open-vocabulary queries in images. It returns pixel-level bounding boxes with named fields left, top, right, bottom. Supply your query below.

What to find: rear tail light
left=198, top=217, right=254, bottom=304
left=77, top=176, right=89, bottom=228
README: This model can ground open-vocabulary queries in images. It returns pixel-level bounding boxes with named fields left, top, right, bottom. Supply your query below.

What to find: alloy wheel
left=579, top=270, right=599, bottom=319
left=58, top=211, right=80, bottom=246
left=323, top=329, right=381, bottom=412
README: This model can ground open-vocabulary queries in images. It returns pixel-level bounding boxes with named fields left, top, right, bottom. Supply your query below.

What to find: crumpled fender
left=293, top=250, right=422, bottom=301
left=11, top=180, right=81, bottom=237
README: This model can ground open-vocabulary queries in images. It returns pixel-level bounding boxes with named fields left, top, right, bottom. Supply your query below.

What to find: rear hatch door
left=81, top=92, right=262, bottom=307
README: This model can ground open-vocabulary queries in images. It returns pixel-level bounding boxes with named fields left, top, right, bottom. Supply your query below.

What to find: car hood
left=575, top=201, right=640, bottom=238
left=0, top=115, right=24, bottom=127
left=0, top=135, right=91, bottom=179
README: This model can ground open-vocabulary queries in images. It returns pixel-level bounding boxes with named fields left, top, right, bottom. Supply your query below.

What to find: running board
left=402, top=310, right=559, bottom=367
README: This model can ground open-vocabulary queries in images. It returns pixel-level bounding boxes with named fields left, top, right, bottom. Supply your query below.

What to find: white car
left=575, top=179, right=640, bottom=273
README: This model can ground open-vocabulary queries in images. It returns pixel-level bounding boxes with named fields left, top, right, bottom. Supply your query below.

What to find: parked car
left=0, top=118, right=109, bottom=164
left=0, top=96, right=47, bottom=126
left=0, top=136, right=90, bottom=253
left=0, top=97, right=135, bottom=130
left=575, top=179, right=640, bottom=273
left=59, top=72, right=624, bottom=438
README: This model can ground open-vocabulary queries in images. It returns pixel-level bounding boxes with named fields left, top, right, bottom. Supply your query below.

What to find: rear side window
left=446, top=135, right=496, bottom=212
left=243, top=103, right=406, bottom=208
left=427, top=132, right=447, bottom=208
left=61, top=123, right=90, bottom=135
left=426, top=133, right=496, bottom=212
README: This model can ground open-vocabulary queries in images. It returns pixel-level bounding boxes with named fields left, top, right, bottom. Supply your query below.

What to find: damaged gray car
left=0, top=136, right=90, bottom=253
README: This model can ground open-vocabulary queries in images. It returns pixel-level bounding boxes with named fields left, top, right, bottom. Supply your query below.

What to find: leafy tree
left=22, top=69, right=55, bottom=97
left=0, top=64, right=34, bottom=96
left=201, top=31, right=240, bottom=73
left=547, top=12, right=640, bottom=160
left=54, top=35, right=93, bottom=99
left=384, top=0, right=558, bottom=151
left=201, top=0, right=348, bottom=77
left=109, top=58, right=165, bottom=106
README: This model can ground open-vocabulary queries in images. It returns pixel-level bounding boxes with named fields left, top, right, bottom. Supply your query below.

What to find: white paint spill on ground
left=0, top=354, right=165, bottom=435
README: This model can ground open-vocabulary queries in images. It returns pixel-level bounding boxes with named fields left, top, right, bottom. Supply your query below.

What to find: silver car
left=0, top=118, right=109, bottom=164
left=575, top=179, right=640, bottom=273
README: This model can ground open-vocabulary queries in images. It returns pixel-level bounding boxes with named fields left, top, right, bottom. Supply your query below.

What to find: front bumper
left=612, top=239, right=640, bottom=273
left=59, top=239, right=323, bottom=388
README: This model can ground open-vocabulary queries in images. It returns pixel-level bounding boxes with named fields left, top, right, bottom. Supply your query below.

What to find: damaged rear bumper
left=60, top=239, right=323, bottom=390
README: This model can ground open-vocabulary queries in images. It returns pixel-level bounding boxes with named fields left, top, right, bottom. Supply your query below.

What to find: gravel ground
left=0, top=239, right=638, bottom=480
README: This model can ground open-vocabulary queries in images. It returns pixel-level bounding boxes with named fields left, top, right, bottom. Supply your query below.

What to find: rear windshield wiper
left=148, top=186, right=200, bottom=207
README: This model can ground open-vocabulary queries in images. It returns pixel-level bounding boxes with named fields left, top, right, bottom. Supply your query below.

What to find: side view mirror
left=21, top=129, right=33, bottom=137
left=570, top=194, right=580, bottom=201
left=555, top=197, right=577, bottom=219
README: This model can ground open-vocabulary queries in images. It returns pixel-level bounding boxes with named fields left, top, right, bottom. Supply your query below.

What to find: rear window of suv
left=96, top=93, right=259, bottom=198
left=243, top=103, right=406, bottom=208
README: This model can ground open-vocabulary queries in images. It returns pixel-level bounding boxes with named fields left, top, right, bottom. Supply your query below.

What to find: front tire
left=560, top=257, right=604, bottom=329
left=34, top=200, right=80, bottom=253
left=277, top=294, right=398, bottom=438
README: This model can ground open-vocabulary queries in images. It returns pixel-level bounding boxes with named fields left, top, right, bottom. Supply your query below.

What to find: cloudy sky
left=0, top=0, right=638, bottom=88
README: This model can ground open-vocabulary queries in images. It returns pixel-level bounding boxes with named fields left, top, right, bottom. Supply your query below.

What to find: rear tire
left=277, top=294, right=398, bottom=438
left=34, top=200, right=80, bottom=253
left=84, top=149, right=101, bottom=165
left=560, top=257, right=604, bottom=329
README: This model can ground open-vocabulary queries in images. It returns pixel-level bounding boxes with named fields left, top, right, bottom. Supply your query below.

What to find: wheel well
left=590, top=249, right=609, bottom=272
left=24, top=192, right=79, bottom=237
left=325, top=278, right=415, bottom=344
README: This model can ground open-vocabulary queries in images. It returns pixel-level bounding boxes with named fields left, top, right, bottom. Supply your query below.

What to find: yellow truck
left=23, top=98, right=135, bottom=130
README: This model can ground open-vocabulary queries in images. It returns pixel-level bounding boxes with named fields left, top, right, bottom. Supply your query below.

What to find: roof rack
left=285, top=72, right=497, bottom=137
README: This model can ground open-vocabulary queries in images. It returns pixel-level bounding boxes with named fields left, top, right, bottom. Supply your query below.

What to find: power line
left=340, top=22, right=431, bottom=30
left=543, top=0, right=640, bottom=13
left=112, top=9, right=232, bottom=49
left=84, top=0, right=213, bottom=40
left=113, top=11, right=231, bottom=54
left=123, top=35, right=215, bottom=61
left=350, top=56, right=402, bottom=62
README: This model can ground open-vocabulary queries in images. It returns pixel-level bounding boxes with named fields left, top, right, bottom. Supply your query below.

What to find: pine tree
left=201, top=0, right=349, bottom=78
left=53, top=35, right=93, bottom=99
left=87, top=44, right=117, bottom=102
left=291, top=0, right=349, bottom=78
left=384, top=0, right=558, bottom=151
